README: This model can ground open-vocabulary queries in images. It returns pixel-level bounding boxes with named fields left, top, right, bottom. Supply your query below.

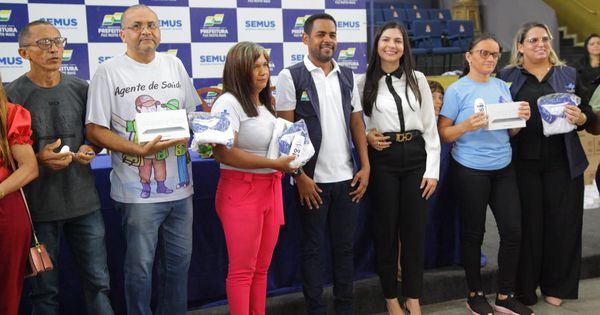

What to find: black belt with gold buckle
left=383, top=130, right=422, bottom=143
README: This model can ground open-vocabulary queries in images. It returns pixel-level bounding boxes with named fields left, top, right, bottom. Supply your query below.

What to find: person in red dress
left=0, top=75, right=39, bottom=315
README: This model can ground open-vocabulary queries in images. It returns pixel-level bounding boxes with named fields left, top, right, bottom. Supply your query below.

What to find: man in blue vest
left=276, top=13, right=370, bottom=314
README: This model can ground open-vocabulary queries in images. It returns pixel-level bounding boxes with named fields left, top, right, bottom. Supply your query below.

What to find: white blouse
left=211, top=92, right=277, bottom=174
left=357, top=71, right=441, bottom=179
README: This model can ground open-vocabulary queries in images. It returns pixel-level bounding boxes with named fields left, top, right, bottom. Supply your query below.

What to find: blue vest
left=497, top=66, right=588, bottom=178
left=288, top=62, right=356, bottom=178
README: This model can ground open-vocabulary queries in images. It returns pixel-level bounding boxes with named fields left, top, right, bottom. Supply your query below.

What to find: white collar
left=303, top=55, right=340, bottom=74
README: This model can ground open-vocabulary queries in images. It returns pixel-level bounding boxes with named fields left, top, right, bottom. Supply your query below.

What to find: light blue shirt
left=440, top=76, right=513, bottom=170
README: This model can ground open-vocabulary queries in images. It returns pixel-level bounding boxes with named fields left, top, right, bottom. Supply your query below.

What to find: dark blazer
left=497, top=66, right=595, bottom=179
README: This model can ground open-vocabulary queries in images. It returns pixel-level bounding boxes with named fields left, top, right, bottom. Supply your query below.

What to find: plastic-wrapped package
left=537, top=93, right=580, bottom=136
left=278, top=119, right=315, bottom=168
left=266, top=118, right=314, bottom=168
left=188, top=111, right=234, bottom=150
left=267, top=118, right=292, bottom=159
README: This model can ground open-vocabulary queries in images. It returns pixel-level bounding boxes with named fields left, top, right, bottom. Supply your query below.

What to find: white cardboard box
left=135, top=109, right=190, bottom=142
left=485, top=102, right=526, bottom=130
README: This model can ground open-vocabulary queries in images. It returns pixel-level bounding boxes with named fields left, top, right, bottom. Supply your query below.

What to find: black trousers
left=368, top=137, right=427, bottom=299
left=515, top=159, right=583, bottom=304
left=299, top=180, right=358, bottom=315
left=449, top=158, right=522, bottom=295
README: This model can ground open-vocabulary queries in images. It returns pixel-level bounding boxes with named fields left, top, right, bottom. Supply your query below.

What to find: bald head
left=121, top=4, right=158, bottom=29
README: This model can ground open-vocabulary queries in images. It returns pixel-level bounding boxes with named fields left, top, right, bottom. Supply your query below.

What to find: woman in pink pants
left=211, top=41, right=296, bottom=315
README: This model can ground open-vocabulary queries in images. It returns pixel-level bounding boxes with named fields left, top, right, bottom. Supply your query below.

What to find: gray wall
left=441, top=0, right=559, bottom=54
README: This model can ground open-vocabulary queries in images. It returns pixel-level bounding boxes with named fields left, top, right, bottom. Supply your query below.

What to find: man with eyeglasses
left=5, top=20, right=114, bottom=315
left=86, top=4, right=200, bottom=315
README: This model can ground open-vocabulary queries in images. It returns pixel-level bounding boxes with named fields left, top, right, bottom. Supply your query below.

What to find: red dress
left=0, top=103, right=34, bottom=315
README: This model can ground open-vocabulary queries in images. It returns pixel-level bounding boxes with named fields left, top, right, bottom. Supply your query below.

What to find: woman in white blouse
left=210, top=42, right=296, bottom=315
left=357, top=22, right=440, bottom=315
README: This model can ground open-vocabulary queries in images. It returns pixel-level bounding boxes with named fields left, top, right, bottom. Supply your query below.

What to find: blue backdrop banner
left=0, top=0, right=368, bottom=103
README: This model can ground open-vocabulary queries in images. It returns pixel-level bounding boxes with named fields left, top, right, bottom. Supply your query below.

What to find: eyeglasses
left=123, top=22, right=159, bottom=32
left=524, top=36, right=552, bottom=45
left=471, top=49, right=501, bottom=60
left=21, top=37, right=67, bottom=50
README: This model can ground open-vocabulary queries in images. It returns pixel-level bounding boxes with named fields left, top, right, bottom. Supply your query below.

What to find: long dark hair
left=222, top=42, right=274, bottom=117
left=363, top=21, right=421, bottom=117
left=582, top=33, right=600, bottom=66
left=461, top=33, right=502, bottom=77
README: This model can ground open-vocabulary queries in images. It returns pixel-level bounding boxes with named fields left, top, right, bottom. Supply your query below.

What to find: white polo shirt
left=276, top=56, right=362, bottom=183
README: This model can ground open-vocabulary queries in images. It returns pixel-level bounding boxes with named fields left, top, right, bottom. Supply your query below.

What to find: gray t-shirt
left=5, top=73, right=101, bottom=222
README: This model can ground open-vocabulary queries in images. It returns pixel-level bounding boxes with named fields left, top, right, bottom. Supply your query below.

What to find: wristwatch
left=291, top=167, right=304, bottom=177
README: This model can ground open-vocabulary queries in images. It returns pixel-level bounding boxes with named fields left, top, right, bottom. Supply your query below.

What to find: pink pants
left=215, top=169, right=284, bottom=315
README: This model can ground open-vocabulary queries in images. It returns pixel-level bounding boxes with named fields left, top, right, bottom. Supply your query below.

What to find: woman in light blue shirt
left=438, top=34, right=534, bottom=315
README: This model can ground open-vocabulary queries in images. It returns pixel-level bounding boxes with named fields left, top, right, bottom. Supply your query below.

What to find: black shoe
left=467, top=292, right=494, bottom=315
left=495, top=293, right=534, bottom=315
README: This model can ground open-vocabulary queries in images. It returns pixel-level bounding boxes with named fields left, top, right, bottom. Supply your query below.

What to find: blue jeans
left=299, top=180, right=358, bottom=315
left=114, top=196, right=193, bottom=315
left=30, top=210, right=113, bottom=315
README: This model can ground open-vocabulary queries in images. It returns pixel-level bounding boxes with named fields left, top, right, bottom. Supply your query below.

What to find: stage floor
left=191, top=206, right=600, bottom=314
left=393, top=277, right=600, bottom=315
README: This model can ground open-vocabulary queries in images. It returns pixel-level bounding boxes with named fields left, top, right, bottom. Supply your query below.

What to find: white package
left=266, top=118, right=314, bottom=168
left=485, top=102, right=526, bottom=130
left=136, top=109, right=190, bottom=142
left=188, top=111, right=234, bottom=149
left=266, top=118, right=293, bottom=159
left=278, top=119, right=315, bottom=168
left=538, top=93, right=580, bottom=137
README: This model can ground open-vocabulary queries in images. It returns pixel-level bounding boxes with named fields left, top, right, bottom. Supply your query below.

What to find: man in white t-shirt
left=276, top=13, right=370, bottom=314
left=85, top=5, right=200, bottom=315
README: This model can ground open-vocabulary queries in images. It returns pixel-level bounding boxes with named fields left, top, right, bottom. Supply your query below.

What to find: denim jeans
left=114, top=196, right=193, bottom=315
left=30, top=209, right=113, bottom=315
left=299, top=180, right=358, bottom=315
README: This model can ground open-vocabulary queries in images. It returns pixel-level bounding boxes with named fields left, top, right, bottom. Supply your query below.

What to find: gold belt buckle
left=396, top=132, right=412, bottom=143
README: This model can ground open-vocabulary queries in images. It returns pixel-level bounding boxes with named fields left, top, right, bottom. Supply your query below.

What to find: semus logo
left=0, top=10, right=12, bottom=22
left=62, top=49, right=73, bottom=62
left=203, top=14, right=224, bottom=27
left=294, top=15, right=311, bottom=28
left=338, top=48, right=356, bottom=60
left=102, top=12, right=123, bottom=26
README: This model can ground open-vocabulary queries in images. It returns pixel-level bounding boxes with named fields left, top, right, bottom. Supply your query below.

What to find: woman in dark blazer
left=497, top=22, right=596, bottom=307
